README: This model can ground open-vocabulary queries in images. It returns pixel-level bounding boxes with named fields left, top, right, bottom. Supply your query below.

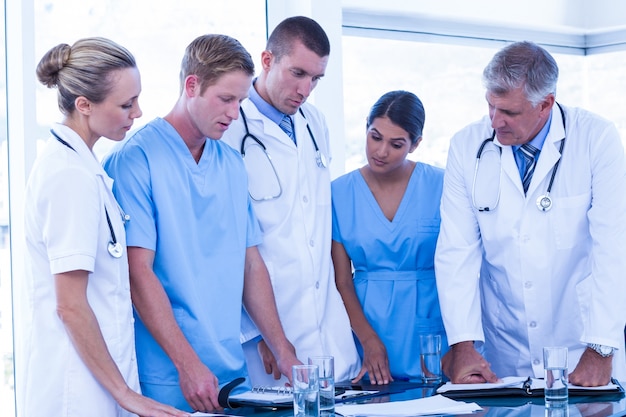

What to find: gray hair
left=482, top=41, right=558, bottom=106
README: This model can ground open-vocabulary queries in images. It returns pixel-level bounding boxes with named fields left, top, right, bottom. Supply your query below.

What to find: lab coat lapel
left=242, top=100, right=296, bottom=149
left=292, top=109, right=308, bottom=148
left=526, top=106, right=566, bottom=196
left=496, top=140, right=525, bottom=195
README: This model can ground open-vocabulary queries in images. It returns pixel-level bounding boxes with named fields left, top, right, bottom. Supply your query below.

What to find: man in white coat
left=222, top=16, right=361, bottom=385
left=435, top=41, right=626, bottom=386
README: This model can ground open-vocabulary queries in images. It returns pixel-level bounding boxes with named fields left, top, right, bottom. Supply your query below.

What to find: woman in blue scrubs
left=331, top=90, right=447, bottom=384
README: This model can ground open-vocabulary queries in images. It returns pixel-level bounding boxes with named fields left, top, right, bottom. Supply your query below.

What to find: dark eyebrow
left=370, top=127, right=409, bottom=142
left=291, top=65, right=325, bottom=79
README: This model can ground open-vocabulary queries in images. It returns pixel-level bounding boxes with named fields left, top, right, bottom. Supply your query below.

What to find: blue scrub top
left=104, top=118, right=261, bottom=388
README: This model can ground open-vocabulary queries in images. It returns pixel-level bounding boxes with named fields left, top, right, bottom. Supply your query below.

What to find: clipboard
left=435, top=376, right=625, bottom=399
left=218, top=377, right=385, bottom=409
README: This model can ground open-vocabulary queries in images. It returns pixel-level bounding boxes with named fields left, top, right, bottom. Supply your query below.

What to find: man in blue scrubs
left=103, top=34, right=299, bottom=413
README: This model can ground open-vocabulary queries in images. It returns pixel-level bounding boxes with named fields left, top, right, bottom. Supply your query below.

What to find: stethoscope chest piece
left=108, top=241, right=123, bottom=258
left=536, top=194, right=553, bottom=212
left=316, top=151, right=327, bottom=168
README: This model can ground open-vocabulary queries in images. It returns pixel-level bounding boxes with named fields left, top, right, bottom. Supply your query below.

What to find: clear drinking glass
left=543, top=346, right=568, bottom=407
left=419, top=334, right=442, bottom=384
left=308, top=356, right=334, bottom=415
left=292, top=364, right=320, bottom=417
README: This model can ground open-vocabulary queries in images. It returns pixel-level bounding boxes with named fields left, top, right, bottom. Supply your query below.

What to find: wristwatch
left=588, top=343, right=615, bottom=357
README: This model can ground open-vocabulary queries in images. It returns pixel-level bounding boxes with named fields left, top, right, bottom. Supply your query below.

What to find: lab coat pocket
left=552, top=192, right=590, bottom=249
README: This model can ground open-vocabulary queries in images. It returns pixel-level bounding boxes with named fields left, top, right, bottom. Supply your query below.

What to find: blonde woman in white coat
left=20, top=37, right=188, bottom=417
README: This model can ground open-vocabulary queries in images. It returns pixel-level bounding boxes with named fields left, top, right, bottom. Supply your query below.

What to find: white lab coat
left=435, top=105, right=626, bottom=379
left=222, top=99, right=361, bottom=385
left=20, top=124, right=139, bottom=416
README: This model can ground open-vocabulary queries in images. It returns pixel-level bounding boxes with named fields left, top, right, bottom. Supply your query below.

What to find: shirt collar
left=248, top=79, right=289, bottom=126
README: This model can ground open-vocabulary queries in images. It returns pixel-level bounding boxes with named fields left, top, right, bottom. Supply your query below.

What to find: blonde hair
left=36, top=37, right=137, bottom=115
left=179, top=34, right=254, bottom=94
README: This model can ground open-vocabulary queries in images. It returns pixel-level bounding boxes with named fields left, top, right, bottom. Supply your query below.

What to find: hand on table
left=442, top=341, right=499, bottom=384
left=569, top=348, right=613, bottom=387
left=351, top=335, right=392, bottom=385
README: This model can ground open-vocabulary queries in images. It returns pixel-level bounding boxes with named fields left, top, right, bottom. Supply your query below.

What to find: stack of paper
left=334, top=394, right=482, bottom=416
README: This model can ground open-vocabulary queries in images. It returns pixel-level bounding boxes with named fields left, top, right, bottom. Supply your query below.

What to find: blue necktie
left=279, top=114, right=296, bottom=144
left=518, top=143, right=539, bottom=194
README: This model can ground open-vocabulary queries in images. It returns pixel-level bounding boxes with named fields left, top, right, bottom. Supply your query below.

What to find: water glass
left=545, top=404, right=570, bottom=417
left=419, top=334, right=442, bottom=384
left=293, top=364, right=320, bottom=417
left=543, top=346, right=568, bottom=407
left=309, top=356, right=334, bottom=415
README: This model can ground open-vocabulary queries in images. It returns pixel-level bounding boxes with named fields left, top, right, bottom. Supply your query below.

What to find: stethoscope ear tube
left=238, top=106, right=328, bottom=168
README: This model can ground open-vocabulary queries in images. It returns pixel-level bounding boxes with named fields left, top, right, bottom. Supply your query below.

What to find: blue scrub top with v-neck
left=331, top=163, right=447, bottom=379
left=104, top=118, right=261, bottom=397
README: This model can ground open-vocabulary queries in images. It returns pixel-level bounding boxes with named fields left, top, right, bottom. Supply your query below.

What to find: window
left=341, top=36, right=626, bottom=173
left=34, top=0, right=267, bottom=159
left=0, top=0, right=10, bottom=413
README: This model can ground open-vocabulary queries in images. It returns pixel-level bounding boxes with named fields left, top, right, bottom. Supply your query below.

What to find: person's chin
left=209, top=131, right=225, bottom=140
left=495, top=131, right=517, bottom=145
left=107, top=132, right=127, bottom=142
left=283, top=102, right=300, bottom=115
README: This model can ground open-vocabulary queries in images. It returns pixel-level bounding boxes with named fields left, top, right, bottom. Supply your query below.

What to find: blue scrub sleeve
left=103, top=143, right=157, bottom=251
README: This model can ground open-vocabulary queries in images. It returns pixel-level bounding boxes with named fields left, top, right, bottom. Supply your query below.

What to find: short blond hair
left=179, top=34, right=254, bottom=94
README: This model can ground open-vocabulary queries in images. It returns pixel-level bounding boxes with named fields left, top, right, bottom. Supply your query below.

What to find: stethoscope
left=472, top=103, right=566, bottom=213
left=239, top=107, right=328, bottom=169
left=50, top=129, right=130, bottom=258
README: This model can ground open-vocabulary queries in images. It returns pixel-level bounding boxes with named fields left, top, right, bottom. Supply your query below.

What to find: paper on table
left=334, top=394, right=482, bottom=416
left=436, top=376, right=528, bottom=393
left=228, top=390, right=292, bottom=404
left=191, top=413, right=238, bottom=416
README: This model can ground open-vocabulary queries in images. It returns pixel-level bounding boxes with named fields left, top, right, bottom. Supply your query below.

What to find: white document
left=436, top=376, right=528, bottom=393
left=334, top=394, right=482, bottom=416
